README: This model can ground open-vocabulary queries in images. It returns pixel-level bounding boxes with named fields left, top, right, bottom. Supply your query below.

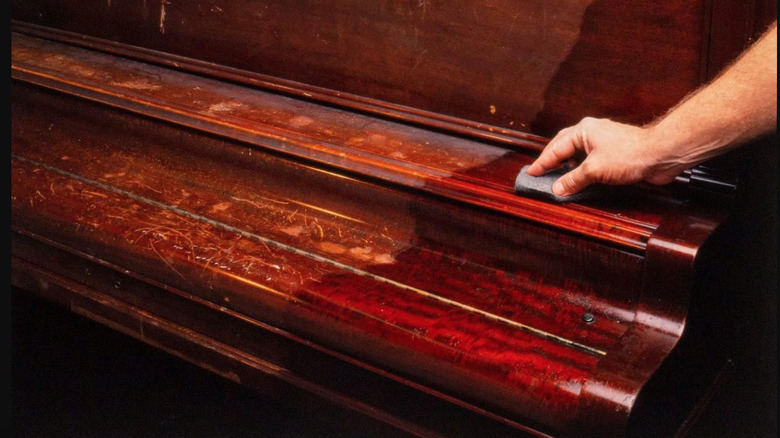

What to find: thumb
left=552, top=166, right=591, bottom=196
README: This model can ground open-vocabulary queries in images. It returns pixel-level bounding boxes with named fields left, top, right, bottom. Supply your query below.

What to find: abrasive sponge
left=514, top=165, right=603, bottom=203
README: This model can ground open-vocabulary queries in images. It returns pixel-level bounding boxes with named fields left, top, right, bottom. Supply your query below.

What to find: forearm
left=526, top=21, right=777, bottom=196
left=645, top=22, right=777, bottom=171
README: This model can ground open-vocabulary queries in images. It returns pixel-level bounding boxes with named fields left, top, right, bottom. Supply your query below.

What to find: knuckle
left=580, top=117, right=598, bottom=129
left=578, top=161, right=596, bottom=177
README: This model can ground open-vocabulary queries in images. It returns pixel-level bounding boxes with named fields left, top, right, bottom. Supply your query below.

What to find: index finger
left=525, top=127, right=580, bottom=176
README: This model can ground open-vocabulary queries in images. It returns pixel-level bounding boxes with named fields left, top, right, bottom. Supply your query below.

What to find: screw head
left=582, top=313, right=595, bottom=324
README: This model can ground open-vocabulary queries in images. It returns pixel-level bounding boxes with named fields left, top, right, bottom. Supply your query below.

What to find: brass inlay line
left=12, top=155, right=607, bottom=357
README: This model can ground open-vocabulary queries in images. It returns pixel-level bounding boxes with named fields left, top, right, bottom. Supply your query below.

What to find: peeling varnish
left=210, top=201, right=232, bottom=213
left=348, top=246, right=373, bottom=262
left=373, top=253, right=395, bottom=264
left=207, top=101, right=245, bottom=114
left=109, top=79, right=162, bottom=91
left=280, top=225, right=305, bottom=237
left=288, top=115, right=314, bottom=127
left=319, top=241, right=347, bottom=255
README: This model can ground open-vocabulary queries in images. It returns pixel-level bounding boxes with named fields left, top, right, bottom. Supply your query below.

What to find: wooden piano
left=11, top=1, right=777, bottom=437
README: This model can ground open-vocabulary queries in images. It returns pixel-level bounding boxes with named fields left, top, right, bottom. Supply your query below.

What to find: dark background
left=10, top=287, right=402, bottom=438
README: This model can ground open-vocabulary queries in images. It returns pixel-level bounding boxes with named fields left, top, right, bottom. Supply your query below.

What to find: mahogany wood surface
left=12, top=33, right=703, bottom=251
left=7, top=0, right=735, bottom=139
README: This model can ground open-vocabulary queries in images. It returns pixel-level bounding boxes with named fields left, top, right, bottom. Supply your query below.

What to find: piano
left=11, top=1, right=777, bottom=437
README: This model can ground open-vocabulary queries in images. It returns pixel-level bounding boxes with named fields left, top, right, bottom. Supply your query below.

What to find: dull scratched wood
left=11, top=32, right=700, bottom=252
left=11, top=82, right=646, bottom=352
left=12, top=130, right=602, bottom=431
left=11, top=82, right=637, bottom=349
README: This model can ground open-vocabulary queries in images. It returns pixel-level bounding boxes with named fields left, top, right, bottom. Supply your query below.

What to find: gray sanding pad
left=514, top=165, right=603, bottom=203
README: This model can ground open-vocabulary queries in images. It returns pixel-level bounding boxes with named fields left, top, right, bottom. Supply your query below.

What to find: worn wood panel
left=12, top=146, right=602, bottom=432
left=13, top=32, right=712, bottom=252
left=12, top=0, right=712, bottom=137
left=12, top=80, right=643, bottom=351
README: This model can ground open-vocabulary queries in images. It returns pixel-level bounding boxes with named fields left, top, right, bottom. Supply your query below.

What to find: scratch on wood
left=231, top=196, right=264, bottom=209
left=232, top=255, right=283, bottom=274
left=149, top=239, right=190, bottom=282
left=131, top=225, right=195, bottom=256
left=82, top=190, right=109, bottom=198
left=159, top=0, right=169, bottom=34
left=129, top=179, right=163, bottom=193
left=109, top=79, right=162, bottom=91
left=259, top=196, right=289, bottom=205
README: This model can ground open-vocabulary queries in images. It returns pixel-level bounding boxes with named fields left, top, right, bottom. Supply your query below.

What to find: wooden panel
left=13, top=32, right=713, bottom=252
left=11, top=0, right=713, bottom=137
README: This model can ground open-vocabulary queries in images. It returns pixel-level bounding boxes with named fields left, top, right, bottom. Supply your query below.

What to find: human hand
left=525, top=117, right=684, bottom=196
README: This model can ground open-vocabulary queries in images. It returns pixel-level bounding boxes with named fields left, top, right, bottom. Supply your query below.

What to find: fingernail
left=552, top=181, right=566, bottom=196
